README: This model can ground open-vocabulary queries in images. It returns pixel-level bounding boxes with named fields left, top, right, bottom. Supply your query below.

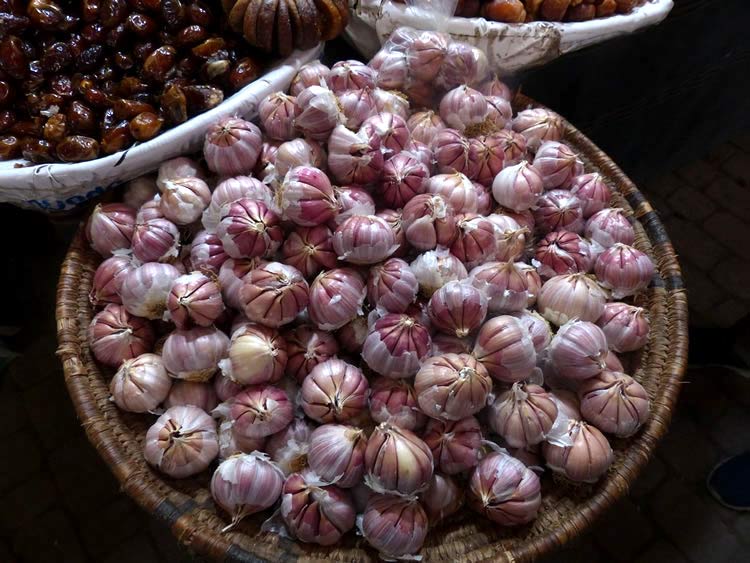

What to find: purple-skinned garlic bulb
left=423, top=416, right=483, bottom=475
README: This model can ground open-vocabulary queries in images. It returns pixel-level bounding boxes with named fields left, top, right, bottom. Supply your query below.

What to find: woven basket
left=55, top=94, right=688, bottom=562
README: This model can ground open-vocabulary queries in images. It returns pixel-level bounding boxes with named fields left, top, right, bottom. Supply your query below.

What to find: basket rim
left=55, top=94, right=689, bottom=562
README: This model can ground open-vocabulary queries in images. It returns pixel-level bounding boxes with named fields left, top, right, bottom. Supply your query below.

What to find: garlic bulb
left=364, top=423, right=434, bottom=495
left=221, top=323, right=287, bottom=385
left=294, top=85, right=344, bottom=141
left=275, top=138, right=327, bottom=178
left=281, top=470, right=356, bottom=545
left=308, top=424, right=367, bottom=488
left=570, top=173, right=611, bottom=218
left=144, top=405, right=218, bottom=478
left=468, top=451, right=541, bottom=525
left=421, top=473, right=464, bottom=524
left=300, top=359, right=369, bottom=424
left=579, top=370, right=650, bottom=437
left=492, top=161, right=544, bottom=212
left=510, top=310, right=553, bottom=355
left=422, top=416, right=483, bottom=474
left=512, top=108, right=563, bottom=151
left=537, top=273, right=608, bottom=326
left=131, top=217, right=180, bottom=264
left=488, top=383, right=558, bottom=448
left=401, top=193, right=458, bottom=251
left=239, top=262, right=309, bottom=328
left=542, top=419, right=613, bottom=483
left=427, top=280, right=488, bottom=337
left=407, top=110, right=446, bottom=145
left=329, top=60, right=377, bottom=93
left=469, top=261, right=540, bottom=313
left=119, top=262, right=180, bottom=321
left=535, top=230, right=593, bottom=278
left=363, top=313, right=432, bottom=378
left=308, top=268, right=366, bottom=331
left=86, top=203, right=136, bottom=257
left=594, top=243, right=654, bottom=299
left=369, top=377, right=426, bottom=431
left=88, top=304, right=154, bottom=367
left=333, top=215, right=397, bottom=265
left=282, top=225, right=337, bottom=279
left=159, top=177, right=211, bottom=225
left=367, top=258, right=419, bottom=314
left=218, top=257, right=263, bottom=310
left=410, top=249, right=469, bottom=297
left=110, top=353, right=171, bottom=413
left=216, top=199, right=283, bottom=260
left=164, top=380, right=219, bottom=412
left=162, top=326, right=229, bottom=382
left=473, top=315, right=536, bottom=383
left=210, top=452, right=285, bottom=530
left=549, top=320, right=608, bottom=381
left=533, top=189, right=584, bottom=234
left=380, top=151, right=430, bottom=208
left=224, top=385, right=294, bottom=439
left=434, top=128, right=478, bottom=178
left=415, top=353, right=492, bottom=420
left=202, top=176, right=275, bottom=232
left=290, top=61, right=331, bottom=96
left=189, top=230, right=229, bottom=275
left=89, top=255, right=134, bottom=308
left=361, top=495, right=428, bottom=559
left=259, top=92, right=299, bottom=141
left=266, top=418, right=314, bottom=476
left=166, top=272, right=224, bottom=329
left=597, top=302, right=650, bottom=352
left=439, top=85, right=488, bottom=133
left=585, top=208, right=635, bottom=249
left=277, top=165, right=338, bottom=227
left=203, top=117, right=262, bottom=177
left=284, top=325, right=339, bottom=383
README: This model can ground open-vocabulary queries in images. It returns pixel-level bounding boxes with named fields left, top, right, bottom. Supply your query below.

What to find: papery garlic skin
left=131, top=217, right=181, bottom=264
left=415, top=353, right=492, bottom=420
left=371, top=50, right=409, bottom=90
left=421, top=473, right=464, bottom=524
left=407, top=110, right=446, bottom=146
left=439, top=85, right=488, bottom=133
left=294, top=85, right=344, bottom=141
left=537, top=273, right=608, bottom=327
left=284, top=325, right=340, bottom=383
left=290, top=61, right=331, bottom=96
left=307, top=424, right=367, bottom=488
left=266, top=418, right=314, bottom=476
left=362, top=494, right=428, bottom=559
left=162, top=326, right=229, bottom=382
left=369, top=377, right=426, bottom=430
left=410, top=249, right=469, bottom=297
left=259, top=92, right=299, bottom=141
left=239, top=262, right=309, bottom=328
left=472, top=315, right=536, bottom=383
left=595, top=243, right=655, bottom=299
left=549, top=320, right=608, bottom=381
left=422, top=416, right=483, bottom=474
left=282, top=225, right=337, bottom=279
left=220, top=323, right=287, bottom=385
left=308, top=268, right=367, bottom=331
left=542, top=419, right=613, bottom=483
left=210, top=452, right=285, bottom=531
left=367, top=258, right=419, bottom=314
left=468, top=451, right=542, bottom=525
left=275, top=138, right=327, bottom=178
left=214, top=373, right=245, bottom=402
left=164, top=380, right=219, bottom=412
left=372, top=88, right=410, bottom=119
left=450, top=213, right=497, bottom=269
left=280, top=470, right=356, bottom=545
left=492, top=161, right=544, bottom=212
left=427, top=280, right=488, bottom=337
left=510, top=310, right=553, bottom=355
left=597, top=302, right=650, bottom=353
left=86, top=203, right=137, bottom=257
left=144, top=405, right=219, bottom=478
left=579, top=370, right=650, bottom=437
left=88, top=304, right=155, bottom=367
left=204, top=117, right=262, bottom=177
left=380, top=151, right=430, bottom=208
left=225, top=385, right=295, bottom=439
left=364, top=422, right=434, bottom=496
left=202, top=176, right=275, bottom=233
left=110, top=353, right=171, bottom=413
left=300, top=359, right=369, bottom=424
left=488, top=383, right=558, bottom=448
left=376, top=208, right=410, bottom=258
left=166, top=272, right=224, bottom=329
left=190, top=230, right=229, bottom=275
left=159, top=177, right=211, bottom=226
left=363, top=313, right=432, bottom=378
left=333, top=215, right=397, bottom=265
left=439, top=42, right=489, bottom=90
left=119, top=263, right=180, bottom=321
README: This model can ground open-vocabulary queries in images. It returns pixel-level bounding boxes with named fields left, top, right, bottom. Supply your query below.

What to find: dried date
left=229, top=57, right=261, bottom=91
left=143, top=46, right=177, bottom=82
left=100, top=0, right=128, bottom=29
left=127, top=12, right=157, bottom=36
left=183, top=84, right=223, bottom=113
left=43, top=113, right=67, bottom=142
left=0, top=35, right=28, bottom=80
left=161, top=83, right=187, bottom=124
left=129, top=111, right=163, bottom=141
left=67, top=101, right=96, bottom=134
left=0, top=135, right=21, bottom=159
left=57, top=135, right=99, bottom=162
left=114, top=98, right=156, bottom=119
left=100, top=120, right=132, bottom=153
left=22, top=137, right=56, bottom=163
left=0, top=111, right=15, bottom=132
left=160, top=0, right=186, bottom=29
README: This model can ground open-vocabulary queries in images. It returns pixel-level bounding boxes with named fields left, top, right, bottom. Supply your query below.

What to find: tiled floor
left=2, top=138, right=750, bottom=562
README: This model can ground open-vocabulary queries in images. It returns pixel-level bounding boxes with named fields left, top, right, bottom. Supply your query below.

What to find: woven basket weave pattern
left=56, top=95, right=689, bottom=562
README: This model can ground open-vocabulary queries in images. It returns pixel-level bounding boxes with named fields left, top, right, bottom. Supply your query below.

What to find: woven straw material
left=56, top=95, right=688, bottom=562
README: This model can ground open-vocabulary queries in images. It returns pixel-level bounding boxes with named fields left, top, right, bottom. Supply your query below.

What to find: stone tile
left=103, top=532, right=160, bottom=563
left=0, top=432, right=42, bottom=494
left=662, top=217, right=727, bottom=271
left=656, top=413, right=720, bottom=484
left=651, top=480, right=744, bottom=563
left=641, top=172, right=683, bottom=198
left=711, top=299, right=750, bottom=329
left=717, top=368, right=750, bottom=409
left=712, top=257, right=750, bottom=302
left=6, top=336, right=63, bottom=390
left=631, top=455, right=669, bottom=498
left=0, top=383, right=28, bottom=438
left=592, top=498, right=654, bottom=562
left=679, top=261, right=724, bottom=315
left=22, top=376, right=82, bottom=451
left=667, top=186, right=717, bottom=222
left=635, top=540, right=689, bottom=563
left=731, top=133, right=750, bottom=153
left=730, top=513, right=750, bottom=548
left=539, top=539, right=602, bottom=562
left=645, top=192, right=674, bottom=220
left=0, top=540, right=13, bottom=562
left=148, top=519, right=194, bottom=563
left=704, top=213, right=750, bottom=262
left=78, top=497, right=144, bottom=558
left=12, top=508, right=86, bottom=563
left=676, top=159, right=718, bottom=189
left=721, top=152, right=750, bottom=184
left=0, top=474, right=57, bottom=533
left=709, top=405, right=750, bottom=455
left=679, top=368, right=730, bottom=427
left=705, top=174, right=750, bottom=219
left=706, top=143, right=739, bottom=166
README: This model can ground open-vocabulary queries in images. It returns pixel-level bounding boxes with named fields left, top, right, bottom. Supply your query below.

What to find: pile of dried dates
left=455, top=0, right=643, bottom=23
left=0, top=0, right=265, bottom=164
